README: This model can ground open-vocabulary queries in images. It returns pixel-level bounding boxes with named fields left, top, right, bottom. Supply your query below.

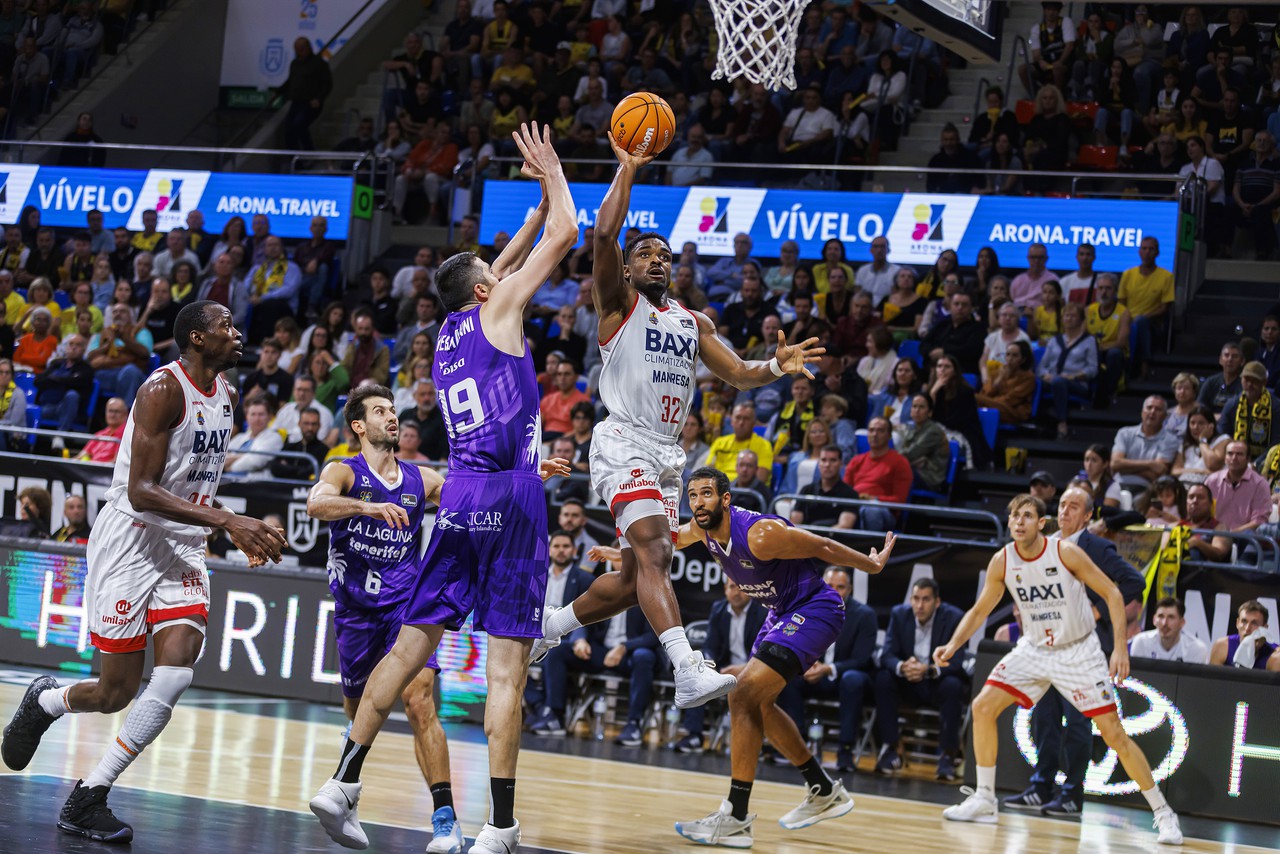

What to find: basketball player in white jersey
left=934, top=494, right=1183, bottom=844
left=535, top=133, right=825, bottom=708
left=1, top=301, right=286, bottom=843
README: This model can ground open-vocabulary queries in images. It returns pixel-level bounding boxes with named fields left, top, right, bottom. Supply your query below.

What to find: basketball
left=610, top=92, right=676, bottom=158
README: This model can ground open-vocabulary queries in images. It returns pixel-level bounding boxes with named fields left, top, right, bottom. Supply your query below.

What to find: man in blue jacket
left=672, top=578, right=768, bottom=754
left=526, top=531, right=597, bottom=732
left=777, top=565, right=878, bottom=771
left=1003, top=485, right=1145, bottom=816
left=873, top=577, right=968, bottom=780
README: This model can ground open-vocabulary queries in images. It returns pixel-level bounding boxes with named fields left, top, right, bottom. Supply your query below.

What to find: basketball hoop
left=706, top=0, right=805, bottom=91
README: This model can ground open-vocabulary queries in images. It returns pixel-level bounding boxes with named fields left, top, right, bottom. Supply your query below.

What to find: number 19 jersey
left=434, top=305, right=540, bottom=474
left=598, top=295, right=700, bottom=440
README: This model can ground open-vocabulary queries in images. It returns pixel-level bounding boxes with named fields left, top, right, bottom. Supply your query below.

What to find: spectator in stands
left=152, top=229, right=197, bottom=279
left=1, top=485, right=49, bottom=537
left=851, top=235, right=895, bottom=304
left=309, top=348, right=349, bottom=414
left=1181, top=136, right=1230, bottom=256
left=1085, top=273, right=1129, bottom=405
left=14, top=279, right=59, bottom=340
left=13, top=306, right=57, bottom=373
left=731, top=83, right=782, bottom=162
left=1114, top=5, right=1164, bottom=116
left=671, top=578, right=766, bottom=754
left=1180, top=482, right=1233, bottom=562
left=1112, top=395, right=1178, bottom=492
left=869, top=357, right=922, bottom=436
left=52, top=494, right=91, bottom=543
left=12, top=36, right=49, bottom=126
left=791, top=444, right=857, bottom=528
left=277, top=37, right=332, bottom=151
left=451, top=215, right=484, bottom=259
left=1021, top=1, right=1074, bottom=94
left=394, top=332, right=434, bottom=394
left=775, top=565, right=877, bottom=772
left=900, top=393, right=950, bottom=493
left=572, top=78, right=613, bottom=140
left=539, top=357, right=589, bottom=441
left=1258, top=317, right=1280, bottom=389
left=1130, top=597, right=1210, bottom=663
left=197, top=253, right=250, bottom=332
left=526, top=530, right=595, bottom=720
left=60, top=233, right=95, bottom=288
left=1118, top=237, right=1173, bottom=379
left=833, top=292, right=879, bottom=362
left=247, top=235, right=302, bottom=342
left=1233, top=130, right=1280, bottom=260
left=270, top=408, right=329, bottom=480
left=1192, top=47, right=1245, bottom=116
left=1094, top=59, right=1138, bottom=150
left=1009, top=244, right=1057, bottom=310
left=275, top=375, right=335, bottom=444
left=1029, top=470, right=1060, bottom=517
left=335, top=116, right=377, bottom=154
left=21, top=228, right=64, bottom=289
left=565, top=401, right=594, bottom=473
left=530, top=260, right=579, bottom=317
left=862, top=50, right=907, bottom=147
left=136, top=278, right=180, bottom=362
left=226, top=393, right=283, bottom=479
left=1205, top=440, right=1270, bottom=532
left=970, top=86, right=1019, bottom=156
left=0, top=358, right=24, bottom=451
left=873, top=577, right=966, bottom=780
left=394, top=123, right=459, bottom=224
left=545, top=436, right=588, bottom=504
left=1199, top=341, right=1244, bottom=413
left=397, top=379, right=448, bottom=461
left=392, top=421, right=430, bottom=465
left=776, top=419, right=830, bottom=496
left=1039, top=303, right=1099, bottom=440
left=373, top=119, right=411, bottom=175
left=778, top=85, right=838, bottom=165
left=718, top=271, right=776, bottom=356
left=705, top=233, right=757, bottom=299
left=667, top=124, right=715, bottom=187
left=1218, top=361, right=1276, bottom=459
left=929, top=353, right=991, bottom=468
left=857, top=326, right=896, bottom=395
left=1069, top=11, right=1112, bottom=101
left=0, top=227, right=29, bottom=278
left=242, top=337, right=294, bottom=404
left=708, top=401, right=773, bottom=484
left=77, top=396, right=127, bottom=463
left=730, top=450, right=772, bottom=512
left=762, top=241, right=800, bottom=297
left=340, top=310, right=389, bottom=388
left=1079, top=442, right=1121, bottom=509
left=824, top=45, right=868, bottom=112
left=979, top=301, right=1032, bottom=389
left=841, top=416, right=910, bottom=530
left=34, top=333, right=91, bottom=441
left=1141, top=474, right=1187, bottom=527
left=923, top=292, right=984, bottom=374
left=1208, top=600, right=1277, bottom=671
left=926, top=123, right=981, bottom=194
left=976, top=132, right=1024, bottom=196
left=293, top=215, right=334, bottom=320
left=1058, top=244, right=1100, bottom=306
left=1173, top=403, right=1228, bottom=486
left=357, top=267, right=398, bottom=336
left=1023, top=84, right=1073, bottom=182
left=876, top=268, right=926, bottom=341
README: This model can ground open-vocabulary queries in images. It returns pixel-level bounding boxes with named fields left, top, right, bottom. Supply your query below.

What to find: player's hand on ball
left=606, top=131, right=657, bottom=169
left=225, top=516, right=287, bottom=565
left=539, top=457, right=572, bottom=481
left=370, top=502, right=410, bottom=529
left=1109, top=648, right=1130, bottom=682
left=867, top=532, right=896, bottom=573
left=588, top=544, right=622, bottom=563
left=774, top=332, right=825, bottom=378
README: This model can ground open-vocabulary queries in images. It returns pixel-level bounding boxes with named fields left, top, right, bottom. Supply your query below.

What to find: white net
left=707, top=0, right=806, bottom=91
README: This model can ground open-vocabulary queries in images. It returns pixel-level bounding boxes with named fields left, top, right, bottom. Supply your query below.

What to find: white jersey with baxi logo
left=1002, top=536, right=1096, bottom=650
left=598, top=294, right=700, bottom=441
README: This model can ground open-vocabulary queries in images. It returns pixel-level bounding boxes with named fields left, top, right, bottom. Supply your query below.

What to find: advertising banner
left=0, top=165, right=354, bottom=239
left=479, top=181, right=1177, bottom=271
left=219, top=0, right=391, bottom=105
left=972, top=642, right=1280, bottom=824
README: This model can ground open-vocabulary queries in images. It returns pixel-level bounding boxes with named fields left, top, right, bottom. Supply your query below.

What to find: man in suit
left=873, top=577, right=968, bottom=780
left=672, top=578, right=768, bottom=753
left=1003, top=485, right=1144, bottom=816
left=529, top=552, right=660, bottom=748
left=525, top=531, right=595, bottom=718
left=777, top=566, right=878, bottom=771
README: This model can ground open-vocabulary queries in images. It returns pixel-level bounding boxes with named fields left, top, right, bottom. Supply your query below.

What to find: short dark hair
left=1155, top=596, right=1185, bottom=617
left=570, top=401, right=595, bottom=421
left=344, top=383, right=395, bottom=432
left=244, top=391, right=279, bottom=416
left=73, top=230, right=92, bottom=243
left=174, top=300, right=223, bottom=353
left=1239, top=599, right=1270, bottom=624
left=436, top=251, right=485, bottom=312
left=560, top=497, right=585, bottom=512
left=690, top=466, right=731, bottom=495
left=260, top=337, right=282, bottom=353
left=624, top=231, right=671, bottom=264
left=549, top=529, right=575, bottom=545
left=912, top=577, right=940, bottom=598
left=819, top=443, right=842, bottom=457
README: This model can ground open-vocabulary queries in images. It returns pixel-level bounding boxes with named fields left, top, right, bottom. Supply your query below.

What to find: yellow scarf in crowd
left=252, top=258, right=287, bottom=297
left=0, top=382, right=12, bottom=418
left=1142, top=526, right=1188, bottom=606
left=1232, top=390, right=1272, bottom=456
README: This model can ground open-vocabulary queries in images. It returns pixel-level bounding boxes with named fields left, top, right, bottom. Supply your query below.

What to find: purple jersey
left=1227, top=634, right=1277, bottom=670
left=434, top=305, right=541, bottom=474
left=326, top=455, right=426, bottom=610
left=703, top=507, right=840, bottom=614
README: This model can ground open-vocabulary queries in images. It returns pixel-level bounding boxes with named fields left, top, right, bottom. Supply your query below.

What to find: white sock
left=1141, top=786, right=1169, bottom=812
left=83, top=666, right=192, bottom=789
left=660, top=627, right=695, bottom=667
left=543, top=604, right=583, bottom=641
left=38, top=685, right=74, bottom=718
left=975, top=766, right=996, bottom=797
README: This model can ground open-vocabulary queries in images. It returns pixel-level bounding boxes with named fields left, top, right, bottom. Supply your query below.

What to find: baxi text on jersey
left=191, top=428, right=230, bottom=454
left=1015, top=582, right=1065, bottom=603
left=436, top=315, right=475, bottom=351
left=644, top=328, right=696, bottom=360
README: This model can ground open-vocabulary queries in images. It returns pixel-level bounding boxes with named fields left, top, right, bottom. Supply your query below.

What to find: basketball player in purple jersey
left=309, top=123, right=578, bottom=854
left=535, top=133, right=826, bottom=710
left=592, top=467, right=894, bottom=847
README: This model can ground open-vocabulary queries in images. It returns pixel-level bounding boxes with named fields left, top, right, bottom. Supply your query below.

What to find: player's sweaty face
left=688, top=480, right=726, bottom=529
left=628, top=240, right=672, bottom=289
left=1008, top=505, right=1041, bottom=540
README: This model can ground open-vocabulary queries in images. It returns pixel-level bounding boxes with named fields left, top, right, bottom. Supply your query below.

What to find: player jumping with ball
left=533, top=131, right=825, bottom=710
left=934, top=494, right=1183, bottom=845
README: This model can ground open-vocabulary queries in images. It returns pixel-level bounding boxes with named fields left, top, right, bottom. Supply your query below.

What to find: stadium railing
left=771, top=492, right=1007, bottom=543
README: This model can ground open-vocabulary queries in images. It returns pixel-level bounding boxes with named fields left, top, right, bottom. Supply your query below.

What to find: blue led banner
left=0, top=165, right=355, bottom=240
left=479, top=181, right=1178, bottom=272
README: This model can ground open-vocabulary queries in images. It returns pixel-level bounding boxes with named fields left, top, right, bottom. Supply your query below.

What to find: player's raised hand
left=513, top=122, right=561, bottom=182
left=867, top=531, right=896, bottom=573
left=539, top=457, right=572, bottom=481
left=774, top=331, right=825, bottom=379
left=606, top=130, right=657, bottom=170
left=367, top=502, right=411, bottom=529
left=225, top=515, right=287, bottom=566
left=1109, top=647, right=1130, bottom=682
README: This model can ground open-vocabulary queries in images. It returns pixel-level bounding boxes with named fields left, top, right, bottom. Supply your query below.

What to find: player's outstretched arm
left=592, top=132, right=656, bottom=321
left=1060, top=540, right=1130, bottom=680
left=749, top=521, right=895, bottom=574
left=126, top=372, right=285, bottom=564
left=490, top=196, right=548, bottom=280
left=587, top=519, right=701, bottom=565
left=934, top=549, right=1007, bottom=669
left=485, top=122, right=578, bottom=318
left=695, top=312, right=826, bottom=390
left=307, top=461, right=411, bottom=527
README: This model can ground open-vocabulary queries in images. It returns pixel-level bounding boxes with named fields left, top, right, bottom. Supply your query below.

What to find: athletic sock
left=659, top=627, right=695, bottom=667
left=489, top=777, right=516, bottom=828
left=975, top=765, right=996, bottom=797
left=1141, top=786, right=1169, bottom=813
left=797, top=756, right=833, bottom=796
left=543, top=605, right=583, bottom=642
left=83, top=666, right=192, bottom=790
left=38, top=685, right=76, bottom=718
left=430, top=782, right=454, bottom=812
left=335, top=738, right=370, bottom=784
left=727, top=779, right=753, bottom=820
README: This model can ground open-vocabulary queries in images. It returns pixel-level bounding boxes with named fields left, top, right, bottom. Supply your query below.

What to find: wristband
left=768, top=357, right=784, bottom=377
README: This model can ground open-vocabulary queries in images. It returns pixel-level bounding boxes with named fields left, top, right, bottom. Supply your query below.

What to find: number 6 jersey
left=598, top=295, right=700, bottom=440
left=434, top=304, right=541, bottom=474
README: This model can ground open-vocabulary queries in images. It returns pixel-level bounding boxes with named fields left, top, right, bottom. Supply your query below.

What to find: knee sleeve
left=120, top=666, right=193, bottom=752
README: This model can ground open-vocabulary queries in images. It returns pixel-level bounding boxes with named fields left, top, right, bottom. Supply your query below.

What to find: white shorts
left=589, top=419, right=685, bottom=543
left=84, top=503, right=210, bottom=654
left=985, top=632, right=1119, bottom=718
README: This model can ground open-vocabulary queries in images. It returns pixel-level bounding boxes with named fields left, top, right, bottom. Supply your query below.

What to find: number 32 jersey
left=599, top=296, right=700, bottom=440
left=434, top=304, right=540, bottom=474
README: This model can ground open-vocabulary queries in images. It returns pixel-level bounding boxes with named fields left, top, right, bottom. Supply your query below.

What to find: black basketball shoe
left=58, top=781, right=134, bottom=843
left=2, top=675, right=59, bottom=771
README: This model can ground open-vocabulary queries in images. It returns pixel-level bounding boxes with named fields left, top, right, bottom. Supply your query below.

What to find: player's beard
left=694, top=504, right=724, bottom=531
left=371, top=429, right=400, bottom=452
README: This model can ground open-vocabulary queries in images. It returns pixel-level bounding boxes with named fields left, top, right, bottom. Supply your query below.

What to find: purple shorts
left=752, top=590, right=845, bottom=672
left=406, top=470, right=549, bottom=639
left=334, top=599, right=440, bottom=699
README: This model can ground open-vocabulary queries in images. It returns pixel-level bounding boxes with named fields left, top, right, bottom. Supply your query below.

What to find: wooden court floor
left=0, top=677, right=1273, bottom=854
